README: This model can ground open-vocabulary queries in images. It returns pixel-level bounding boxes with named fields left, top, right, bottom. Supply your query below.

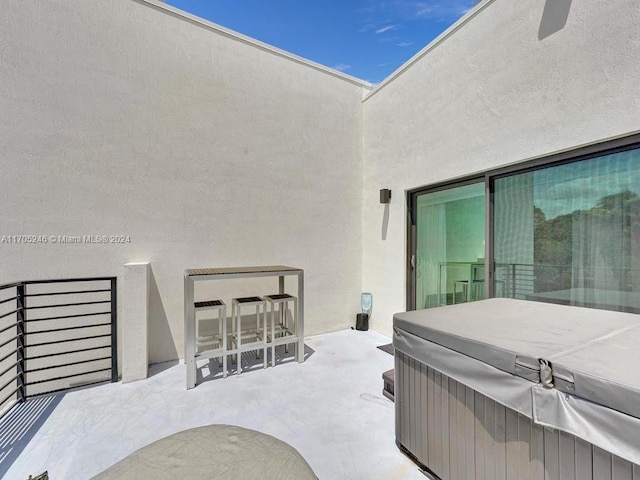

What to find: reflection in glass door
left=493, top=148, right=640, bottom=312
left=413, top=182, right=485, bottom=309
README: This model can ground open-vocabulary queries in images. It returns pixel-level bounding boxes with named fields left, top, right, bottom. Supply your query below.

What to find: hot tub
left=393, top=298, right=640, bottom=480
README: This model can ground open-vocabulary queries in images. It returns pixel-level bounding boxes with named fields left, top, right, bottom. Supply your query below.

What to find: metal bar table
left=184, top=265, right=304, bottom=389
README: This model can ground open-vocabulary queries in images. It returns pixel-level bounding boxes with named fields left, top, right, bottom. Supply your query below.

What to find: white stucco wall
left=0, top=0, right=370, bottom=363
left=362, top=0, right=640, bottom=336
left=3, top=0, right=639, bottom=364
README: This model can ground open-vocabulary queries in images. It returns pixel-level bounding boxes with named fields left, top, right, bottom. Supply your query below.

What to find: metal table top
left=186, top=265, right=302, bottom=276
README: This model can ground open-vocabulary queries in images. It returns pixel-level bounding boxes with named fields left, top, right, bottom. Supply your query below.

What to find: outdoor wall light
left=380, top=189, right=392, bottom=204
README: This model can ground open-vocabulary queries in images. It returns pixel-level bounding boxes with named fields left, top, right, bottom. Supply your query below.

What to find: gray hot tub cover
left=393, top=326, right=534, bottom=417
left=393, top=298, right=640, bottom=466
left=393, top=298, right=639, bottom=383
left=548, top=323, right=640, bottom=420
left=533, top=385, right=640, bottom=465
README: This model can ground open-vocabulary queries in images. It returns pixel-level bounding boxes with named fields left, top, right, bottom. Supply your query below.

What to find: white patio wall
left=2, top=0, right=639, bottom=365
left=0, top=0, right=370, bottom=364
left=362, top=0, right=640, bottom=336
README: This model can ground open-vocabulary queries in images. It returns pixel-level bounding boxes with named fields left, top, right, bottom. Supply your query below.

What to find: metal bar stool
left=231, top=296, right=267, bottom=373
left=472, top=280, right=485, bottom=300
left=194, top=300, right=227, bottom=378
left=453, top=280, right=485, bottom=303
left=263, top=293, right=298, bottom=367
left=452, top=281, right=468, bottom=304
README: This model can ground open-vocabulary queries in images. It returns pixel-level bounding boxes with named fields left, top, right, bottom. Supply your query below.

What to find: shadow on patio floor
left=196, top=343, right=316, bottom=384
left=0, top=394, right=64, bottom=477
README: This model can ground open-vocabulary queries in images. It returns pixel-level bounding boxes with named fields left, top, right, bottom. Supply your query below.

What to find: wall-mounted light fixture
left=380, top=189, right=392, bottom=204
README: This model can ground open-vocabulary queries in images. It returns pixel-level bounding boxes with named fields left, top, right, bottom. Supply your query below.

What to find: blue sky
left=164, top=0, right=475, bottom=84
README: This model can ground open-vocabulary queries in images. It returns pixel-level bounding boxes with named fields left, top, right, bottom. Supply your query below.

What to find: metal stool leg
left=235, top=305, right=242, bottom=374
left=231, top=297, right=267, bottom=374
left=264, top=294, right=297, bottom=366
left=283, top=303, right=289, bottom=354
left=262, top=306, right=267, bottom=368
left=255, top=305, right=261, bottom=360
left=221, top=306, right=227, bottom=378
left=270, top=302, right=276, bottom=367
left=293, top=297, right=298, bottom=360
left=193, top=300, right=227, bottom=382
left=453, top=281, right=468, bottom=304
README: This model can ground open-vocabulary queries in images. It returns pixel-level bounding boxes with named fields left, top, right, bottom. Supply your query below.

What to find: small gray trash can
left=355, top=313, right=369, bottom=331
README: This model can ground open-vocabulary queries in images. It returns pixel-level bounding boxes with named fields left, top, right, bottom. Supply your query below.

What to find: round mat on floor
left=91, top=424, right=317, bottom=480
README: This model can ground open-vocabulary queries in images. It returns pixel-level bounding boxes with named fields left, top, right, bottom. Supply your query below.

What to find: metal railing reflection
left=494, top=263, right=640, bottom=313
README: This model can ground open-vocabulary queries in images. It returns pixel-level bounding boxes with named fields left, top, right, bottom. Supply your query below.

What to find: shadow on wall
left=381, top=204, right=390, bottom=240
left=148, top=267, right=178, bottom=363
left=148, top=359, right=179, bottom=378
left=538, top=0, right=572, bottom=40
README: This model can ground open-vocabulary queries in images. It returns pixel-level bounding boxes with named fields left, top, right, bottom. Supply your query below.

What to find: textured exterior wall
left=0, top=0, right=369, bottom=363
left=362, top=0, right=640, bottom=336
left=3, top=0, right=639, bottom=361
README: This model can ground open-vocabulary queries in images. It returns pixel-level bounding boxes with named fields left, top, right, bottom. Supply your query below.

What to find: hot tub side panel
left=395, top=350, right=640, bottom=480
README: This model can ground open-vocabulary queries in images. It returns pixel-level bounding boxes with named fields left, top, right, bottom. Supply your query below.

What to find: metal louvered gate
left=0, top=277, right=117, bottom=415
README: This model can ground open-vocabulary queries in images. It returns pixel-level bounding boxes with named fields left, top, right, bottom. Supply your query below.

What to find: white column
left=122, top=262, right=150, bottom=383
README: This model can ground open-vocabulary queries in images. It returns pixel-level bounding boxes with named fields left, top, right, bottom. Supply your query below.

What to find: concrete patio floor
left=2, top=329, right=428, bottom=479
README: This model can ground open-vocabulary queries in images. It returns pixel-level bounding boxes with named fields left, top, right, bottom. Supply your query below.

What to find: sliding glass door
left=407, top=138, right=640, bottom=314
left=493, top=148, right=640, bottom=312
left=411, top=182, right=485, bottom=310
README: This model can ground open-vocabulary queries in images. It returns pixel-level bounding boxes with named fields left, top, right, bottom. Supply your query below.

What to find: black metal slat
left=0, top=348, right=18, bottom=365
left=27, top=322, right=112, bottom=336
left=26, top=367, right=111, bottom=386
left=26, top=333, right=111, bottom=348
left=25, top=288, right=111, bottom=298
left=0, top=360, right=19, bottom=379
left=0, top=309, right=19, bottom=320
left=110, top=277, right=118, bottom=382
left=26, top=311, right=111, bottom=322
left=24, top=277, right=113, bottom=285
left=26, top=356, right=112, bottom=374
left=0, top=374, right=19, bottom=393
left=0, top=295, right=18, bottom=305
left=0, top=282, right=22, bottom=291
left=27, top=345, right=110, bottom=360
left=0, top=335, right=18, bottom=350
left=26, top=300, right=111, bottom=310
left=0, top=322, right=17, bottom=336
left=17, top=283, right=26, bottom=403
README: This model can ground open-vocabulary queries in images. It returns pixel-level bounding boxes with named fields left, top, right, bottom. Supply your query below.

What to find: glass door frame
left=406, top=133, right=640, bottom=312
left=406, top=175, right=487, bottom=311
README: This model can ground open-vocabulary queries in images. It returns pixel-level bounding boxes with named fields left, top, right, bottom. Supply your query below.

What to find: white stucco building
left=1, top=0, right=638, bottom=368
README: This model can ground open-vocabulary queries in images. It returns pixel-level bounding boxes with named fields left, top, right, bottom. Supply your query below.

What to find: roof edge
left=134, top=0, right=373, bottom=90
left=363, top=0, right=496, bottom=102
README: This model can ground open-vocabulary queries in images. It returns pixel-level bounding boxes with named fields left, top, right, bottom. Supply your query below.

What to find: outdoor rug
left=91, top=424, right=317, bottom=480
